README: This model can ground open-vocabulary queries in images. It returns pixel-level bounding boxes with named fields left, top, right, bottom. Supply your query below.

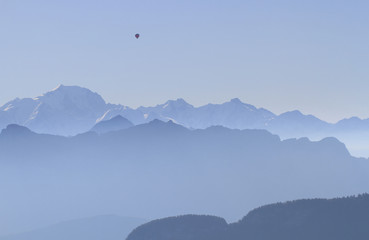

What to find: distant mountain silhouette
left=0, top=215, right=146, bottom=240
left=0, top=120, right=368, bottom=234
left=127, top=194, right=369, bottom=240
left=1, top=85, right=369, bottom=156
left=1, top=124, right=34, bottom=137
left=266, top=110, right=331, bottom=136
left=91, top=115, right=134, bottom=134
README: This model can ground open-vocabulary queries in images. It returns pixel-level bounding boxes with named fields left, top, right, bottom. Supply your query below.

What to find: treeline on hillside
left=127, top=194, right=369, bottom=240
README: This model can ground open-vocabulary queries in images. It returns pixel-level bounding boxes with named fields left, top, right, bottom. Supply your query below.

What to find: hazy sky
left=0, top=0, right=368, bottom=122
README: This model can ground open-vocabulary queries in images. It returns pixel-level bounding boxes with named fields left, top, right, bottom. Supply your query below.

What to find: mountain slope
left=228, top=194, right=369, bottom=240
left=127, top=215, right=227, bottom=240
left=0, top=85, right=110, bottom=135
left=126, top=194, right=369, bottom=240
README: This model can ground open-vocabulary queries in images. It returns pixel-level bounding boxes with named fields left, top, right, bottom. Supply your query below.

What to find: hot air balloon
left=135, top=34, right=140, bottom=39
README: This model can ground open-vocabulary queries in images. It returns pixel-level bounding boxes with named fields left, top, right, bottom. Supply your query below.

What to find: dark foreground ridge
left=127, top=215, right=228, bottom=240
left=127, top=194, right=369, bottom=240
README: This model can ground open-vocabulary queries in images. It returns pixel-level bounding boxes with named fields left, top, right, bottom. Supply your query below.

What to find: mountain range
left=0, top=120, right=368, bottom=235
left=0, top=85, right=368, bottom=156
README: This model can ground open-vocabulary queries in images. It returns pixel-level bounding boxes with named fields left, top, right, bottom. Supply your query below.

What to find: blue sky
left=0, top=0, right=368, bottom=122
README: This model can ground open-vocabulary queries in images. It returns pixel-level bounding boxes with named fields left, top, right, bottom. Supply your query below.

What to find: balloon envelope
left=135, top=34, right=140, bottom=39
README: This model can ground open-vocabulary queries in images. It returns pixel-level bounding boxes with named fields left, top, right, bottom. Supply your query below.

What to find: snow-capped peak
left=51, top=84, right=64, bottom=92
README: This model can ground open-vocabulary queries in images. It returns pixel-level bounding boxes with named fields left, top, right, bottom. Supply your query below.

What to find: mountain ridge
left=1, top=85, right=369, bottom=156
left=0, top=120, right=368, bottom=235
left=126, top=194, right=369, bottom=240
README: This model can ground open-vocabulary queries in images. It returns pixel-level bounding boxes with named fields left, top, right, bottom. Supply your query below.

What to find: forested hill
left=127, top=194, right=369, bottom=240
left=127, top=215, right=228, bottom=240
